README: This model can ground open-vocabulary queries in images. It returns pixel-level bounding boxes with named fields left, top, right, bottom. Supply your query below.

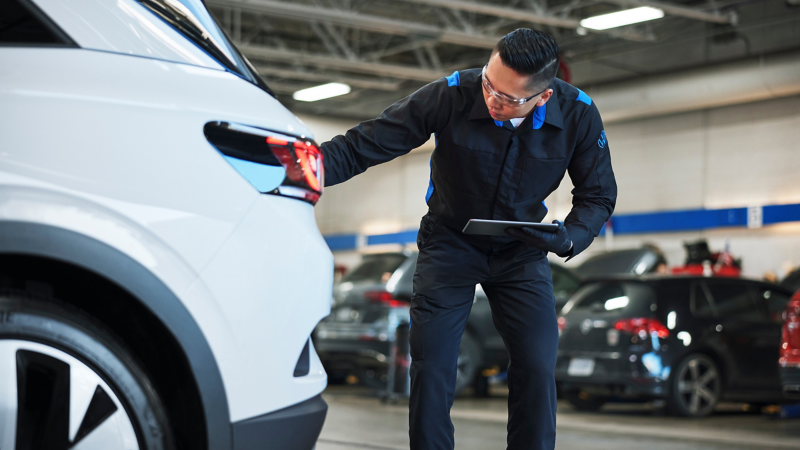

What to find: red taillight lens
left=364, top=290, right=406, bottom=308
left=780, top=294, right=800, bottom=367
left=614, top=317, right=669, bottom=339
left=204, top=122, right=324, bottom=205
left=267, top=138, right=323, bottom=198
left=557, top=317, right=567, bottom=332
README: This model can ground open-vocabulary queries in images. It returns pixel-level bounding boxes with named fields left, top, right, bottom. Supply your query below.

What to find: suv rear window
left=575, top=249, right=645, bottom=277
left=137, top=0, right=273, bottom=95
left=341, top=254, right=408, bottom=284
left=563, top=281, right=655, bottom=315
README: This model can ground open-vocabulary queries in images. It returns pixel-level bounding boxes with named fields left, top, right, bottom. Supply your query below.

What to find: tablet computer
left=461, top=219, right=558, bottom=236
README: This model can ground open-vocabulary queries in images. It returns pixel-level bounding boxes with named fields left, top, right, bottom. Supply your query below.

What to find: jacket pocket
left=439, top=144, right=501, bottom=199
left=514, top=157, right=566, bottom=203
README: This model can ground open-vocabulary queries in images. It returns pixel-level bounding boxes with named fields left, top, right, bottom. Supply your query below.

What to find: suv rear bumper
left=232, top=394, right=328, bottom=450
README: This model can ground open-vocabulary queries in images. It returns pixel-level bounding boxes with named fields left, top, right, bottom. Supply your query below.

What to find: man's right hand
left=506, top=220, right=572, bottom=257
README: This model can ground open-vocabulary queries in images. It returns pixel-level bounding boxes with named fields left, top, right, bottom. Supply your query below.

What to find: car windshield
left=137, top=0, right=273, bottom=95
left=341, top=254, right=408, bottom=284
left=575, top=249, right=645, bottom=277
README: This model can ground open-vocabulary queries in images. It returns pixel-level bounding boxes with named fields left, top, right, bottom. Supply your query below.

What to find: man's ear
left=536, top=89, right=554, bottom=107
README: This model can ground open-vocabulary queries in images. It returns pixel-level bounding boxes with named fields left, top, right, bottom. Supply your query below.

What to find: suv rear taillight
left=364, top=290, right=407, bottom=308
left=614, top=317, right=669, bottom=339
left=780, top=293, right=800, bottom=368
left=204, top=122, right=323, bottom=204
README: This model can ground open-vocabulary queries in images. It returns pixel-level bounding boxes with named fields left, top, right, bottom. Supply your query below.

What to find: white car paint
left=35, top=0, right=222, bottom=69
left=0, top=0, right=331, bottom=424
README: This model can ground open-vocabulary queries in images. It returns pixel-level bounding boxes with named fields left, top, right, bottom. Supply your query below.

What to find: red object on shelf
left=670, top=264, right=741, bottom=277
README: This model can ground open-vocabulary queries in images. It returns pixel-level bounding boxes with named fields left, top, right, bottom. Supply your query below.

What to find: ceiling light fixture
left=292, top=83, right=351, bottom=102
left=580, top=6, right=664, bottom=30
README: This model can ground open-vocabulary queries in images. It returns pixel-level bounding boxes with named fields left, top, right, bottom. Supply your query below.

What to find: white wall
left=304, top=94, right=800, bottom=279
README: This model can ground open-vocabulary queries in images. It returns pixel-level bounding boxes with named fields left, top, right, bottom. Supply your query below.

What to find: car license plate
left=335, top=307, right=354, bottom=322
left=568, top=358, right=595, bottom=376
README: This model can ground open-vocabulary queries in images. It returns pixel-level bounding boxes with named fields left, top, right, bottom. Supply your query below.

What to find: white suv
left=0, top=1, right=332, bottom=449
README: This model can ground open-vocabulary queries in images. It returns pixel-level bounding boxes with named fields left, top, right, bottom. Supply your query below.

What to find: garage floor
left=316, top=386, right=800, bottom=450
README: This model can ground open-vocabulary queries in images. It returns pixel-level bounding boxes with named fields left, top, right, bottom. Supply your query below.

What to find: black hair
left=493, top=28, right=559, bottom=92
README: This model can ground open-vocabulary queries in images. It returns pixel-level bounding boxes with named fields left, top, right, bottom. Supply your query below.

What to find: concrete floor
left=316, top=385, right=800, bottom=450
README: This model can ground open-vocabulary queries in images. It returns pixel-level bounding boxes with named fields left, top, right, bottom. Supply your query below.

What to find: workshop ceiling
left=207, top=0, right=800, bottom=120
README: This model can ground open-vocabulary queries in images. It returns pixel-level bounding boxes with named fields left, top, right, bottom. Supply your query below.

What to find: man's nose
left=486, top=95, right=500, bottom=109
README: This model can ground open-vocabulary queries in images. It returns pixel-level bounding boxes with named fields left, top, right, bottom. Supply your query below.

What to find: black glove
left=506, top=220, right=573, bottom=256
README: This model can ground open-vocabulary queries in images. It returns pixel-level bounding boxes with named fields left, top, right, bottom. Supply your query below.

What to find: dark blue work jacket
left=321, top=68, right=617, bottom=258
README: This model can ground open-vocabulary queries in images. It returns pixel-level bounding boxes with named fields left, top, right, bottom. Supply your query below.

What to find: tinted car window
left=0, top=0, right=70, bottom=45
left=564, top=282, right=655, bottom=315
left=753, top=286, right=790, bottom=324
left=705, top=282, right=759, bottom=321
left=691, top=283, right=715, bottom=318
left=341, top=254, right=407, bottom=284
left=552, top=266, right=580, bottom=297
left=575, top=249, right=643, bottom=277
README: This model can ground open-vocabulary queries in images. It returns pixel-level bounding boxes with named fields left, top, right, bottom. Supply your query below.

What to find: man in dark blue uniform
left=321, top=29, right=616, bottom=450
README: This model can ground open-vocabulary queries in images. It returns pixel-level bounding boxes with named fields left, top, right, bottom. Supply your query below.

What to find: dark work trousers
left=409, top=212, right=558, bottom=450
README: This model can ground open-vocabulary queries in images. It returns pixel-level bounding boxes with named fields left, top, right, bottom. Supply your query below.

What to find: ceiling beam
left=398, top=0, right=654, bottom=41
left=255, top=66, right=404, bottom=90
left=402, top=0, right=580, bottom=28
left=207, top=0, right=499, bottom=49
left=239, top=44, right=448, bottom=81
left=603, top=0, right=736, bottom=25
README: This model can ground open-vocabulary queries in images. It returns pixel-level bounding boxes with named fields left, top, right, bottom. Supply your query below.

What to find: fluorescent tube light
left=293, top=83, right=351, bottom=102
left=580, top=6, right=664, bottom=30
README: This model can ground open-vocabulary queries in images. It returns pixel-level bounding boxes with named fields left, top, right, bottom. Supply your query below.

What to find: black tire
left=0, top=292, right=174, bottom=449
left=667, top=353, right=722, bottom=417
left=565, top=390, right=607, bottom=412
left=454, top=331, right=481, bottom=396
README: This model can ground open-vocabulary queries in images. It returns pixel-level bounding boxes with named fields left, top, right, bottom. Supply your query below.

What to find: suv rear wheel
left=0, top=292, right=174, bottom=449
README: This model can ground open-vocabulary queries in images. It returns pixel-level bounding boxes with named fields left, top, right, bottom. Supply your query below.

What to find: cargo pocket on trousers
left=409, top=295, right=427, bottom=360
left=416, top=213, right=440, bottom=251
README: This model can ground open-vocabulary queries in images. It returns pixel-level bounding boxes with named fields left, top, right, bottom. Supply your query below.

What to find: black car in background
left=781, top=267, right=800, bottom=295
left=573, top=245, right=668, bottom=278
left=556, top=275, right=793, bottom=417
left=314, top=251, right=581, bottom=394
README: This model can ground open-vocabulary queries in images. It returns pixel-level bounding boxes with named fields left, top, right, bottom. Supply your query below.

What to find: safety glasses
left=481, top=65, right=547, bottom=108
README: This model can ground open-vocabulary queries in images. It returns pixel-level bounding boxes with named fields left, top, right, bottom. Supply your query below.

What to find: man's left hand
left=506, top=220, right=572, bottom=256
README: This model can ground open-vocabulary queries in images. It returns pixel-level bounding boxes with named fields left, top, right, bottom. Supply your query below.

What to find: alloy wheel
left=675, top=355, right=721, bottom=417
left=0, top=340, right=140, bottom=449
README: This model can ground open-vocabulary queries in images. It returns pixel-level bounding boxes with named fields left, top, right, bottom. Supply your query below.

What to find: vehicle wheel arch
left=0, top=222, right=232, bottom=450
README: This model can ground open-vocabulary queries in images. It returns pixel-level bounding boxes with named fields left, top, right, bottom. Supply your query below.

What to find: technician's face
left=482, top=52, right=552, bottom=122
